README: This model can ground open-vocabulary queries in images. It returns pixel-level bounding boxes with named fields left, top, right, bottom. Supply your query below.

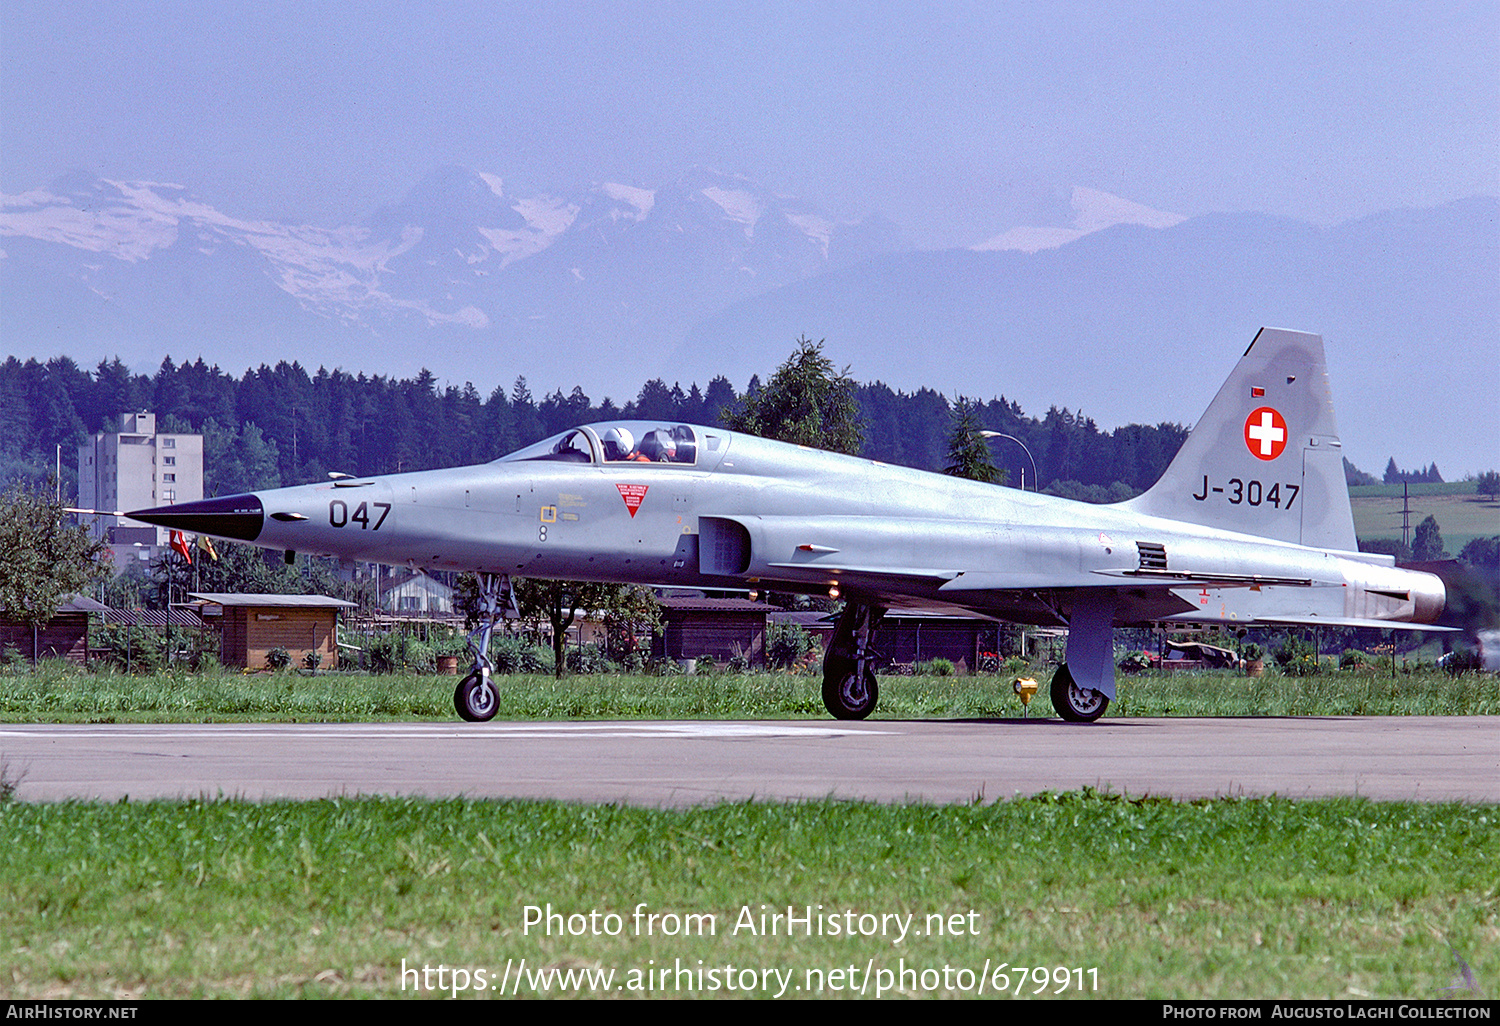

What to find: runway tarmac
left=2, top=716, right=1495, bottom=804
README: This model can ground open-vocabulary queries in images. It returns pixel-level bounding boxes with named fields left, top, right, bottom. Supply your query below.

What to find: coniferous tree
left=1411, top=515, right=1447, bottom=561
left=942, top=401, right=1005, bottom=484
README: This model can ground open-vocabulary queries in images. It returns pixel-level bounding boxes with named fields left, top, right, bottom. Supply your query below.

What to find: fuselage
left=130, top=420, right=1446, bottom=632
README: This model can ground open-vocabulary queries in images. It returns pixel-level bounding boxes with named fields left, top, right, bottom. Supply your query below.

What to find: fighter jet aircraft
left=127, top=328, right=1448, bottom=723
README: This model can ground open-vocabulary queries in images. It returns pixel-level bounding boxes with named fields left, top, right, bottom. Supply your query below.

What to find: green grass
left=3, top=663, right=1494, bottom=1000
left=2, top=660, right=1497, bottom=722
left=1109, top=666, right=1500, bottom=717
left=1349, top=482, right=1480, bottom=499
left=1351, top=488, right=1500, bottom=553
left=1, top=793, right=1494, bottom=999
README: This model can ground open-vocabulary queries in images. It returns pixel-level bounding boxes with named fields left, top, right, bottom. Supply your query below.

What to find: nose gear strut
left=454, top=572, right=518, bottom=722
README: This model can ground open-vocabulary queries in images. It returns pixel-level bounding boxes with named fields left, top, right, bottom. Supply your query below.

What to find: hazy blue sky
left=4, top=1, right=1495, bottom=247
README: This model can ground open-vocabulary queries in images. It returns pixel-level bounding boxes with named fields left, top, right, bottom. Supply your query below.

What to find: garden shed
left=0, top=594, right=108, bottom=665
left=875, top=610, right=1003, bottom=672
left=190, top=593, right=355, bottom=669
left=653, top=596, right=771, bottom=668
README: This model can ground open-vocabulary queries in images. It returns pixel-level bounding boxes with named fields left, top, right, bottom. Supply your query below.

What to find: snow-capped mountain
left=971, top=186, right=1187, bottom=253
left=0, top=167, right=907, bottom=388
left=2, top=170, right=1495, bottom=471
left=677, top=197, right=1499, bottom=474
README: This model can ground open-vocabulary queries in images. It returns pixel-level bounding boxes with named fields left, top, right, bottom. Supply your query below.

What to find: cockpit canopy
left=496, top=422, right=704, bottom=466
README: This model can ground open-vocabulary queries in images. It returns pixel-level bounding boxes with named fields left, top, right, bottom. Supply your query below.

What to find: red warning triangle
left=615, top=483, right=648, bottom=517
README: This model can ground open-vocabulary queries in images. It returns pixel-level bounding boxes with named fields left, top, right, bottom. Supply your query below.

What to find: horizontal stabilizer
left=1253, top=614, right=1458, bottom=632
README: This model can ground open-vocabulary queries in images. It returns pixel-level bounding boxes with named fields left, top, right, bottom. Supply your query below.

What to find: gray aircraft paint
left=127, top=329, right=1449, bottom=721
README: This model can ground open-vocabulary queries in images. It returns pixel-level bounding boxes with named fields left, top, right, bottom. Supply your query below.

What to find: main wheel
left=1050, top=663, right=1109, bottom=722
left=454, top=672, right=498, bottom=722
left=823, top=667, right=879, bottom=720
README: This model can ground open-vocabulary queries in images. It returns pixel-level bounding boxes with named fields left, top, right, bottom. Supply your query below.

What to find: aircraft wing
left=944, top=569, right=1318, bottom=591
left=709, top=512, right=1355, bottom=622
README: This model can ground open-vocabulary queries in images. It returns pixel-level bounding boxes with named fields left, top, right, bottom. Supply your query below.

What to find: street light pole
left=979, top=431, right=1038, bottom=491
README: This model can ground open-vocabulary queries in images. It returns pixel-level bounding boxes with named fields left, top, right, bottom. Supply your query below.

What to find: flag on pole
left=198, top=534, right=218, bottom=561
left=170, top=530, right=193, bottom=564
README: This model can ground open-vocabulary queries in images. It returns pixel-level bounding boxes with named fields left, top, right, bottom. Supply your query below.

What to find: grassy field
left=3, top=662, right=1494, bottom=1001
left=1349, top=482, right=1484, bottom=499
left=1, top=793, right=1494, bottom=1000
left=1350, top=483, right=1499, bottom=553
left=2, top=659, right=1498, bottom=722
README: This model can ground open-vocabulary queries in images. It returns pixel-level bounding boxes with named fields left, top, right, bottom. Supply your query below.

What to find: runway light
left=1012, top=677, right=1038, bottom=717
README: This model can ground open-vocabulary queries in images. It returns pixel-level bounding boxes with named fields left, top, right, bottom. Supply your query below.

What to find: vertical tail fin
left=1123, top=328, right=1358, bottom=551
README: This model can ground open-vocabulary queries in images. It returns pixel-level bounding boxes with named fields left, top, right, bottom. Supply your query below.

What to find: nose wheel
left=823, top=666, right=879, bottom=720
left=455, top=672, right=498, bottom=722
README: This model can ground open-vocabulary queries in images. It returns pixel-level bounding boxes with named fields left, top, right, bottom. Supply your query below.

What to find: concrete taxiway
left=1, top=717, right=1495, bottom=804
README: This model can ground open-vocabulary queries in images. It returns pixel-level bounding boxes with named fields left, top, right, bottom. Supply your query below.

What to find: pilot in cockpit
left=602, top=427, right=651, bottom=462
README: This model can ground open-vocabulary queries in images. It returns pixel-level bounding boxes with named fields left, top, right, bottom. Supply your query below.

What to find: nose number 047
left=328, top=500, right=391, bottom=530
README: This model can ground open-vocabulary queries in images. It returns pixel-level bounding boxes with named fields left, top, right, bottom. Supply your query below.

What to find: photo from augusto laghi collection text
left=400, top=902, right=1100, bottom=997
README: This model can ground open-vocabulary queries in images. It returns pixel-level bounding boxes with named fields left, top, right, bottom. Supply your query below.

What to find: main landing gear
left=1050, top=663, right=1110, bottom=722
left=454, top=572, right=517, bottom=722
left=822, top=602, right=886, bottom=720
left=1048, top=591, right=1116, bottom=723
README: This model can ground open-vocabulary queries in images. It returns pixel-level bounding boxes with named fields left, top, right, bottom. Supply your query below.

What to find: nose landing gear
left=454, top=572, right=517, bottom=723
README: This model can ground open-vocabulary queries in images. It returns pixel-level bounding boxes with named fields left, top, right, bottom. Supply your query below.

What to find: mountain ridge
left=3, top=171, right=1494, bottom=471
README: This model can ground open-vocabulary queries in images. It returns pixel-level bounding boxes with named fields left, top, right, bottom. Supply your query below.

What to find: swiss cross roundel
left=1243, top=407, right=1287, bottom=461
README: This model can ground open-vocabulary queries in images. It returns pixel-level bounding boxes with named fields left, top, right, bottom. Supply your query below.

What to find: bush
left=265, top=647, right=291, bottom=670
left=364, top=633, right=437, bottom=674
left=564, top=645, right=615, bottom=675
left=92, top=622, right=164, bottom=673
left=489, top=635, right=552, bottom=674
left=1118, top=650, right=1152, bottom=673
left=1442, top=648, right=1483, bottom=675
left=914, top=658, right=955, bottom=676
left=184, top=629, right=221, bottom=672
left=1273, top=635, right=1320, bottom=677
left=767, top=623, right=815, bottom=668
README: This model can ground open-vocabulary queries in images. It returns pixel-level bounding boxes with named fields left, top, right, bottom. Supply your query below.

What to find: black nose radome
left=125, top=494, right=265, bottom=542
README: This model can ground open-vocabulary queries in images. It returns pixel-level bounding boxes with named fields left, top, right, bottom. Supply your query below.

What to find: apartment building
left=77, top=411, right=203, bottom=570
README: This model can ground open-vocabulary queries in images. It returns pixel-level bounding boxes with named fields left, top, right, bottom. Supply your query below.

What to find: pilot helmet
left=602, top=426, right=635, bottom=461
